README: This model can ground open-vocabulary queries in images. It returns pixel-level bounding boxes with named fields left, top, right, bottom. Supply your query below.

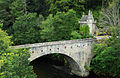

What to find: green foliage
left=90, top=7, right=101, bottom=21
left=0, top=0, right=105, bottom=31
left=92, top=1, right=120, bottom=76
left=82, top=25, right=90, bottom=38
left=0, top=0, right=14, bottom=29
left=85, top=0, right=102, bottom=9
left=84, top=64, right=91, bottom=72
left=0, top=28, right=12, bottom=51
left=71, top=24, right=93, bottom=39
left=40, top=14, right=55, bottom=42
left=0, top=0, right=27, bottom=30
left=9, top=13, right=44, bottom=45
left=99, top=0, right=120, bottom=28
left=46, top=0, right=85, bottom=15
left=70, top=31, right=82, bottom=39
left=91, top=44, right=120, bottom=77
left=0, top=27, right=12, bottom=73
left=0, top=48, right=37, bottom=78
left=0, top=28, right=36, bottom=78
left=41, top=9, right=79, bottom=42
left=10, top=0, right=27, bottom=18
left=27, top=0, right=49, bottom=16
left=0, top=23, right=3, bottom=28
left=91, top=27, right=120, bottom=78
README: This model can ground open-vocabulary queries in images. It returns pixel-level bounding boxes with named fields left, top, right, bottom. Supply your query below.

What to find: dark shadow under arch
left=30, top=53, right=80, bottom=77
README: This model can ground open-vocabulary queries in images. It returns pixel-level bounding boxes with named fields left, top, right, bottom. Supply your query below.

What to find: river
left=30, top=55, right=99, bottom=78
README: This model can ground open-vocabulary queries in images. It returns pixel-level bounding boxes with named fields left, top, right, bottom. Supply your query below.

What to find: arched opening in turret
left=30, top=53, right=80, bottom=78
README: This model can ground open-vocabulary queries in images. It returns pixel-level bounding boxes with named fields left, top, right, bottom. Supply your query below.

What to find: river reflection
left=30, top=56, right=99, bottom=78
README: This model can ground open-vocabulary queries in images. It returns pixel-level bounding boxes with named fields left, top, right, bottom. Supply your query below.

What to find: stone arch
left=14, top=39, right=96, bottom=77
left=30, top=53, right=80, bottom=75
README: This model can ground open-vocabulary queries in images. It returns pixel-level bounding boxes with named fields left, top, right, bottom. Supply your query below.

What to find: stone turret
left=78, top=10, right=96, bottom=35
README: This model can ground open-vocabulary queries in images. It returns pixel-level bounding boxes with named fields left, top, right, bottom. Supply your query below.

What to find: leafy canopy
left=0, top=48, right=37, bottom=78
left=9, top=13, right=44, bottom=45
left=91, top=27, right=120, bottom=78
left=41, top=9, right=79, bottom=42
left=0, top=24, right=12, bottom=51
left=46, top=0, right=85, bottom=15
left=0, top=24, right=36, bottom=78
left=71, top=25, right=93, bottom=39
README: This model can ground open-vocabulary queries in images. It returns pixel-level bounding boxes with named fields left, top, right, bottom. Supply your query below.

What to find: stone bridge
left=14, top=39, right=96, bottom=77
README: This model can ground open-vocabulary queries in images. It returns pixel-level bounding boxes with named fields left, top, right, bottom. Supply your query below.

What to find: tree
left=99, top=0, right=120, bottom=28
left=81, top=25, right=90, bottom=38
left=40, top=14, right=55, bottom=42
left=91, top=1, right=120, bottom=77
left=41, top=9, right=79, bottom=42
left=0, top=0, right=14, bottom=30
left=10, top=0, right=27, bottom=18
left=0, top=48, right=37, bottom=78
left=0, top=0, right=28, bottom=30
left=0, top=23, right=12, bottom=51
left=46, top=0, right=85, bottom=15
left=85, top=0, right=102, bottom=9
left=85, top=0, right=112, bottom=9
left=8, top=13, right=44, bottom=45
left=0, top=23, right=12, bottom=73
left=70, top=31, right=82, bottom=39
left=0, top=24, right=36, bottom=78
left=91, top=23, right=120, bottom=78
left=70, top=24, right=92, bottom=39
left=27, top=0, right=49, bottom=16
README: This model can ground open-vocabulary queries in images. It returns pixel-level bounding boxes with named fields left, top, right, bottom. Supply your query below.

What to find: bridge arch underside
left=29, top=52, right=89, bottom=77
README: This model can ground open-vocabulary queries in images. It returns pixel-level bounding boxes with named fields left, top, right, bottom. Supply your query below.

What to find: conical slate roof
left=79, top=10, right=96, bottom=24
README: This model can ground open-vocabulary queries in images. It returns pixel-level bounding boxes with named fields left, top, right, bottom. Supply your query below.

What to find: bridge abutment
left=69, top=51, right=94, bottom=77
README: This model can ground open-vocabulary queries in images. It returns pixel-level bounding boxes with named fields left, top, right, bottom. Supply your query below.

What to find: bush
left=70, top=25, right=93, bottom=39
left=0, top=27, right=36, bottom=78
left=91, top=27, right=120, bottom=78
left=0, top=29, right=12, bottom=51
left=8, top=13, right=44, bottom=45
left=41, top=9, right=79, bottom=42
left=1, top=48, right=37, bottom=78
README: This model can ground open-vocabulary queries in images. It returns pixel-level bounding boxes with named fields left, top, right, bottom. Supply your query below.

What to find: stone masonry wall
left=13, top=39, right=96, bottom=77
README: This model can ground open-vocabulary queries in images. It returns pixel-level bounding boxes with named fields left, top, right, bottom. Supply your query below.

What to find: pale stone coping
left=78, top=21, right=96, bottom=23
left=78, top=21, right=87, bottom=24
left=12, top=39, right=96, bottom=49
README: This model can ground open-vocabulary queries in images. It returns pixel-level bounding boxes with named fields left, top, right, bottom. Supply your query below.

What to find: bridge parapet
left=14, top=39, right=96, bottom=48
